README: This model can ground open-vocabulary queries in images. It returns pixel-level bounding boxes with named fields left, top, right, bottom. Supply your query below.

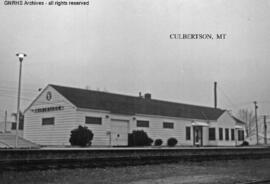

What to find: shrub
left=128, top=130, right=153, bottom=146
left=241, top=141, right=249, bottom=146
left=154, top=139, right=163, bottom=146
left=69, top=125, right=94, bottom=147
left=167, top=137, right=178, bottom=147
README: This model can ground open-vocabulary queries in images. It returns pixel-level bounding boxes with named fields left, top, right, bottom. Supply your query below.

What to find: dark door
left=193, top=126, right=203, bottom=146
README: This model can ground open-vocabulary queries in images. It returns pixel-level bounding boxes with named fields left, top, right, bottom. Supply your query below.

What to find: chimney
left=144, top=93, right=151, bottom=100
left=214, top=81, right=217, bottom=108
left=139, top=92, right=142, bottom=98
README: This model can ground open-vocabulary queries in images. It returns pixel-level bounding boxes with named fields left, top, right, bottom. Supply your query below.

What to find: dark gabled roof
left=232, top=116, right=246, bottom=124
left=50, top=84, right=225, bottom=121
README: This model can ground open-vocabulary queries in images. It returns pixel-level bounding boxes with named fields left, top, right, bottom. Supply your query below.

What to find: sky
left=0, top=0, right=270, bottom=122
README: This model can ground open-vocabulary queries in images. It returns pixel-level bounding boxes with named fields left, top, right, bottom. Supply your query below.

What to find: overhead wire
left=216, top=85, right=259, bottom=110
left=0, top=79, right=43, bottom=87
left=0, top=86, right=39, bottom=92
left=216, top=85, right=237, bottom=109
left=0, top=82, right=41, bottom=91
left=0, top=93, right=33, bottom=101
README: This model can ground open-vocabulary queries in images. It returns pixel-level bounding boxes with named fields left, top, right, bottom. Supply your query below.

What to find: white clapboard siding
left=207, top=121, right=219, bottom=146
left=132, top=115, right=194, bottom=146
left=24, top=85, right=242, bottom=147
left=76, top=110, right=110, bottom=146
left=24, top=86, right=77, bottom=146
left=216, top=111, right=238, bottom=146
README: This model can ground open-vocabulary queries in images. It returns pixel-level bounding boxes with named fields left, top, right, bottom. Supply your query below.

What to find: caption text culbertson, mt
left=170, top=33, right=227, bottom=40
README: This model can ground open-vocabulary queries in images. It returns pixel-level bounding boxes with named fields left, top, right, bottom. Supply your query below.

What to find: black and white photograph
left=0, top=0, right=270, bottom=183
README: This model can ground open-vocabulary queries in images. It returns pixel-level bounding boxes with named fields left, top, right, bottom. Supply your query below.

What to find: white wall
left=131, top=114, right=194, bottom=146
left=207, top=121, right=218, bottom=146
left=76, top=109, right=111, bottom=146
left=24, top=86, right=243, bottom=147
left=24, top=86, right=77, bottom=146
left=216, top=112, right=238, bottom=146
left=76, top=112, right=195, bottom=146
left=202, top=126, right=209, bottom=146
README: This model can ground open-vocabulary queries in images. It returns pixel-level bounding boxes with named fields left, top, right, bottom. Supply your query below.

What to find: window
left=19, top=121, right=24, bottom=130
left=137, top=120, right=149, bottom=128
left=85, top=117, right=102, bottom=125
left=219, top=128, right=223, bottom=140
left=225, top=128, right=229, bottom=140
left=42, top=117, right=55, bottom=125
left=163, top=122, right=174, bottom=129
left=186, top=127, right=191, bottom=140
left=11, top=122, right=16, bottom=130
left=11, top=121, right=24, bottom=130
left=231, top=129, right=235, bottom=141
left=238, top=130, right=244, bottom=141
left=209, top=128, right=216, bottom=141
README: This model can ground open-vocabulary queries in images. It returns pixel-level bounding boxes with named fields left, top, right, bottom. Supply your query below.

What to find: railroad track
left=1, top=147, right=270, bottom=171
left=0, top=157, right=175, bottom=171
left=239, top=179, right=270, bottom=184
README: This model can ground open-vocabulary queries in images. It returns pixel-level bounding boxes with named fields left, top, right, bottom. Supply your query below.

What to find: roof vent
left=144, top=93, right=151, bottom=100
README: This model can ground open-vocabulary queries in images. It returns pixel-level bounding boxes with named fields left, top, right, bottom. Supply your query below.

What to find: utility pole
left=4, top=110, right=7, bottom=133
left=264, top=115, right=267, bottom=145
left=254, top=101, right=259, bottom=145
left=214, top=81, right=217, bottom=109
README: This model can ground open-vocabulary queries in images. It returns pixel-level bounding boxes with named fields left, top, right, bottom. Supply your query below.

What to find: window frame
left=136, top=120, right=149, bottom=128
left=18, top=121, right=24, bottom=130
left=209, top=128, right=216, bottom=141
left=163, top=122, right=174, bottom=129
left=11, top=122, right=16, bottom=130
left=231, top=129, right=235, bottom=141
left=42, top=117, right=55, bottom=126
left=219, top=128, right=223, bottom=140
left=186, top=126, right=191, bottom=140
left=225, top=128, right=229, bottom=141
left=238, top=130, right=244, bottom=141
left=85, top=116, right=102, bottom=125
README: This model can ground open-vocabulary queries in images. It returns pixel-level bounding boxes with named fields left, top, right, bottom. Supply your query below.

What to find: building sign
left=46, top=91, right=52, bottom=101
left=31, top=106, right=64, bottom=113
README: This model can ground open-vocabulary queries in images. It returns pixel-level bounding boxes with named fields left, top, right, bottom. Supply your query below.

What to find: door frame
left=110, top=119, right=129, bottom=146
left=193, top=126, right=203, bottom=146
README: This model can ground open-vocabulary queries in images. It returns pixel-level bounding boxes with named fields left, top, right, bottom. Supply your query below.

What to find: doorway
left=193, top=126, right=203, bottom=146
left=110, top=119, right=129, bottom=146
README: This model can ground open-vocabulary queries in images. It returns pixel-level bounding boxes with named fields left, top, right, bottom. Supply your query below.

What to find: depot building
left=24, top=84, right=245, bottom=147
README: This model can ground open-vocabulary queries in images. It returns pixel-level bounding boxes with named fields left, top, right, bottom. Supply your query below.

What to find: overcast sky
left=0, top=0, right=270, bottom=121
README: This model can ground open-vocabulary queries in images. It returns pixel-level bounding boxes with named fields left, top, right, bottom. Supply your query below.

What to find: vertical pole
left=15, top=60, right=22, bottom=148
left=254, top=101, right=259, bottom=145
left=4, top=110, right=7, bottom=133
left=235, top=128, right=237, bottom=146
left=214, top=81, right=217, bottom=109
left=264, top=115, right=267, bottom=145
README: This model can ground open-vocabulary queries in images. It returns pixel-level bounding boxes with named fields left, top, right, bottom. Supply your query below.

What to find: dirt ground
left=1, top=158, right=270, bottom=184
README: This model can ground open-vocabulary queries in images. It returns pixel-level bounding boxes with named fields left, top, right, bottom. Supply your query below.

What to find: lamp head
left=16, top=53, right=27, bottom=62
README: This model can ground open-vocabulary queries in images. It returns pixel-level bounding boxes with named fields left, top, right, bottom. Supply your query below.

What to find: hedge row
left=128, top=130, right=178, bottom=147
left=69, top=126, right=178, bottom=147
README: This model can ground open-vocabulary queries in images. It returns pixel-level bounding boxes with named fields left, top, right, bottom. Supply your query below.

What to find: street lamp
left=15, top=53, right=27, bottom=148
left=254, top=101, right=259, bottom=145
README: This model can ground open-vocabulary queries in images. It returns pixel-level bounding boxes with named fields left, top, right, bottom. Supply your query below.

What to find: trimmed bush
left=69, top=125, right=94, bottom=147
left=167, top=137, right=178, bottom=147
left=154, top=139, right=163, bottom=146
left=128, top=130, right=153, bottom=146
left=241, top=141, right=249, bottom=146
